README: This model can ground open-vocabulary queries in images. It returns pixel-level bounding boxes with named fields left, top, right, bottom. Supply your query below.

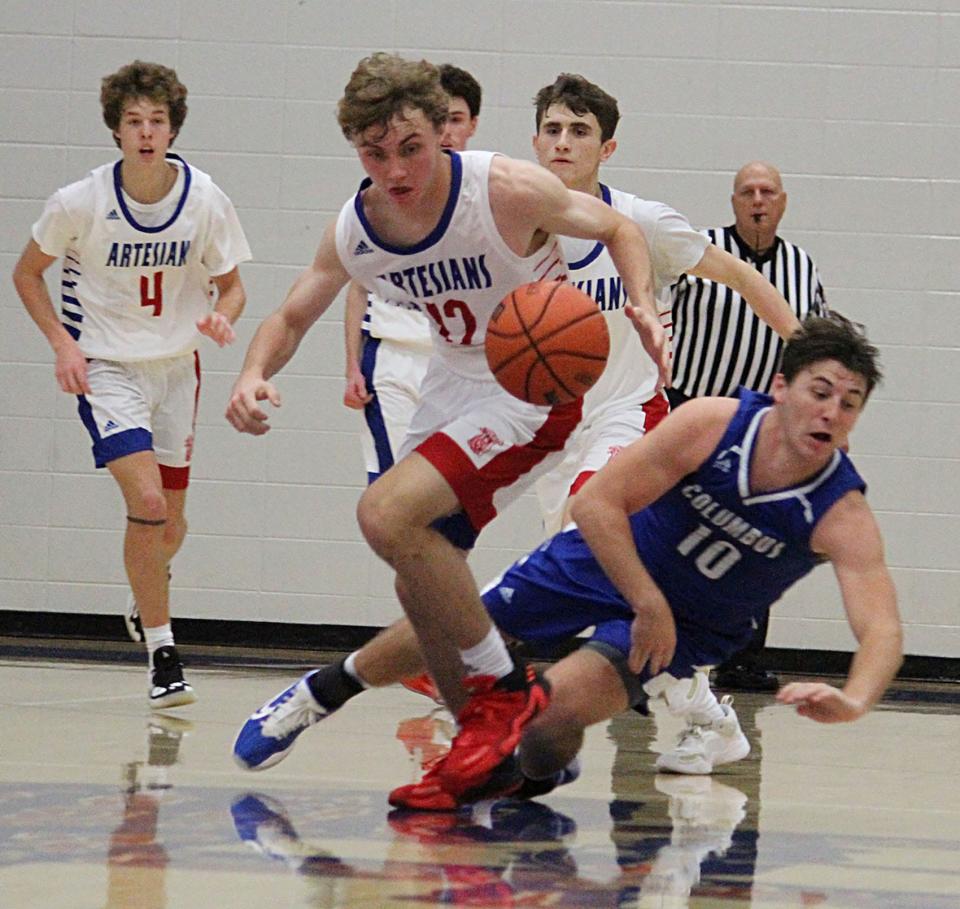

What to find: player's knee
left=357, top=485, right=405, bottom=557
left=520, top=710, right=583, bottom=779
left=129, top=487, right=167, bottom=526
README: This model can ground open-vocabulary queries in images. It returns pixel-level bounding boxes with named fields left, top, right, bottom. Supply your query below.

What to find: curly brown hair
left=101, top=60, right=188, bottom=148
left=337, top=53, right=449, bottom=142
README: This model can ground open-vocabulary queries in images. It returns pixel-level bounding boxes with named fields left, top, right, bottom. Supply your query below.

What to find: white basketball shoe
left=655, top=695, right=750, bottom=775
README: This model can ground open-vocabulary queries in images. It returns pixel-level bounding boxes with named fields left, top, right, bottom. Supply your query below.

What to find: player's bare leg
left=109, top=451, right=194, bottom=706
left=109, top=452, right=171, bottom=629
left=520, top=647, right=629, bottom=780
left=357, top=453, right=491, bottom=715
left=352, top=617, right=428, bottom=686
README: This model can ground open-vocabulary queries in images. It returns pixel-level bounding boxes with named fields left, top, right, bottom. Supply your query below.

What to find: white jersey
left=561, top=185, right=708, bottom=418
left=32, top=155, right=251, bottom=362
left=335, top=150, right=567, bottom=382
left=364, top=292, right=433, bottom=351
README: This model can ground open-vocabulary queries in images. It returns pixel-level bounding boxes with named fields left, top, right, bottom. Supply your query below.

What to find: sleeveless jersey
left=516, top=388, right=866, bottom=642
left=335, top=150, right=567, bottom=382
left=32, top=155, right=251, bottom=362
left=560, top=185, right=708, bottom=417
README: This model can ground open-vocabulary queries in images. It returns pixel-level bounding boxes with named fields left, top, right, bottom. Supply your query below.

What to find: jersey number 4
left=140, top=271, right=164, bottom=317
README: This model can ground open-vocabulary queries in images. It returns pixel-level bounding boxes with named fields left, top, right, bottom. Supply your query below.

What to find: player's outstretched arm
left=13, top=239, right=90, bottom=395
left=227, top=222, right=349, bottom=435
left=342, top=280, right=372, bottom=409
left=571, top=398, right=735, bottom=675
left=777, top=492, right=903, bottom=723
left=689, top=244, right=801, bottom=340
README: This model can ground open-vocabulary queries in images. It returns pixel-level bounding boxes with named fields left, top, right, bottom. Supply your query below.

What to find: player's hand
left=628, top=598, right=677, bottom=677
left=197, top=311, right=236, bottom=347
left=226, top=373, right=281, bottom=435
left=343, top=364, right=372, bottom=409
left=776, top=682, right=867, bottom=724
left=54, top=340, right=91, bottom=395
left=625, top=303, right=671, bottom=392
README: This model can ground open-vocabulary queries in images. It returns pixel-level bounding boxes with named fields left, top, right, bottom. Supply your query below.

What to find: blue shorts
left=482, top=562, right=754, bottom=688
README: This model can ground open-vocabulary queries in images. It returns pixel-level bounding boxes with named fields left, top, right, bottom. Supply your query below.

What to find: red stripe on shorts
left=566, top=391, right=670, bottom=499
left=416, top=398, right=583, bottom=532
left=159, top=464, right=190, bottom=490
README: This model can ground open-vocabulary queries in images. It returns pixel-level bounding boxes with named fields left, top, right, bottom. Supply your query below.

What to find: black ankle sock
left=307, top=658, right=364, bottom=710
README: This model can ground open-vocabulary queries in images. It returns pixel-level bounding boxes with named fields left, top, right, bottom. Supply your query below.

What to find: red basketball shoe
left=400, top=672, right=442, bottom=703
left=388, top=663, right=550, bottom=811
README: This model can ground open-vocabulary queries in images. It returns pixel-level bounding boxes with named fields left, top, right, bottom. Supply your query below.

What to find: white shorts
left=402, top=358, right=582, bottom=536
left=77, top=352, right=200, bottom=488
left=536, top=391, right=669, bottom=535
left=359, top=334, right=430, bottom=481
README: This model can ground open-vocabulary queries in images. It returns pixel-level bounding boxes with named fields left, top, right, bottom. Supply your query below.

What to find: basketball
left=485, top=281, right=609, bottom=406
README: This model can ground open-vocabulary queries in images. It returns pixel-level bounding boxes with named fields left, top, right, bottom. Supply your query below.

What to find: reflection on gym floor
left=1, top=657, right=958, bottom=908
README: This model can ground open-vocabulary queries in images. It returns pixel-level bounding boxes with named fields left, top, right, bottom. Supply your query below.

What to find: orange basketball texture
left=485, top=281, right=610, bottom=406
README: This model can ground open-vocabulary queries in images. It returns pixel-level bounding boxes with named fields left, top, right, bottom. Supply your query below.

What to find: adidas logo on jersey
left=106, top=209, right=120, bottom=220
left=103, top=420, right=119, bottom=432
left=353, top=240, right=373, bottom=256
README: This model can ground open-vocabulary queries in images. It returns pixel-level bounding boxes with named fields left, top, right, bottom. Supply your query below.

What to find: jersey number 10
left=677, top=524, right=741, bottom=580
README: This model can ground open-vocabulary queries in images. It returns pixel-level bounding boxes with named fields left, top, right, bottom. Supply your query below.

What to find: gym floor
left=2, top=652, right=958, bottom=908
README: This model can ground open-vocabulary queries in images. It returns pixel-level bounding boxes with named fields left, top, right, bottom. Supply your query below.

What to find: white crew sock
left=144, top=624, right=175, bottom=670
left=460, top=627, right=514, bottom=680
left=342, top=651, right=370, bottom=688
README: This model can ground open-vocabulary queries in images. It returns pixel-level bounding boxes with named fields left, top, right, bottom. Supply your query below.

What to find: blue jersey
left=501, top=389, right=865, bottom=657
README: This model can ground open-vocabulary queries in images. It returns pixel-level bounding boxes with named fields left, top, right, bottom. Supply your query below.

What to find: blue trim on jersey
left=565, top=183, right=612, bottom=270
left=112, top=154, right=192, bottom=234
left=352, top=150, right=462, bottom=256
left=360, top=336, right=395, bottom=479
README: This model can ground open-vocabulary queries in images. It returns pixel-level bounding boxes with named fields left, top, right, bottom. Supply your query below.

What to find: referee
left=666, top=160, right=828, bottom=692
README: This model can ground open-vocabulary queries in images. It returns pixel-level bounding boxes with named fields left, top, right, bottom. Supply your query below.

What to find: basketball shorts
left=402, top=359, right=582, bottom=543
left=535, top=391, right=669, bottom=535
left=359, top=335, right=431, bottom=483
left=481, top=547, right=746, bottom=700
left=77, top=352, right=200, bottom=487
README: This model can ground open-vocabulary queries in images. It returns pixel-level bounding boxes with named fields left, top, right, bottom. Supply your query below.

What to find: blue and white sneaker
left=233, top=673, right=328, bottom=771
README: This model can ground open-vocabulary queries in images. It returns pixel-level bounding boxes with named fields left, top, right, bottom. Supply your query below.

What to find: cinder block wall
left=1, top=0, right=957, bottom=658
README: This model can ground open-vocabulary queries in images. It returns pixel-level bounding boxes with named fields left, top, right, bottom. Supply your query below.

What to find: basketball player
left=404, top=73, right=805, bottom=771
left=402, top=73, right=805, bottom=766
left=232, top=315, right=903, bottom=804
left=13, top=61, right=251, bottom=708
left=226, top=53, right=667, bottom=810
left=342, top=64, right=483, bottom=483
left=531, top=74, right=801, bottom=537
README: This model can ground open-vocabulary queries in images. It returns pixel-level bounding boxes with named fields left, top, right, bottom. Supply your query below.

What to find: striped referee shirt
left=668, top=225, right=826, bottom=397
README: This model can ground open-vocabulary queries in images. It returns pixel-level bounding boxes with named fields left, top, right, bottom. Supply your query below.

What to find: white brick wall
left=1, top=0, right=957, bottom=657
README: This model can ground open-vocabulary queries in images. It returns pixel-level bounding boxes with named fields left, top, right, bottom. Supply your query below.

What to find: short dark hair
left=438, top=63, right=482, bottom=118
left=780, top=312, right=882, bottom=400
left=534, top=73, right=619, bottom=142
left=337, top=53, right=449, bottom=142
left=101, top=60, right=188, bottom=148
